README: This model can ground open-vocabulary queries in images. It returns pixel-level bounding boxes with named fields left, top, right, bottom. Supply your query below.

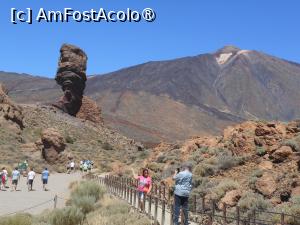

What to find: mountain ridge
left=1, top=46, right=300, bottom=143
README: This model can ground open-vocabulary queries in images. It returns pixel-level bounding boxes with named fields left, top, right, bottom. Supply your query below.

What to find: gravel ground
left=0, top=172, right=82, bottom=216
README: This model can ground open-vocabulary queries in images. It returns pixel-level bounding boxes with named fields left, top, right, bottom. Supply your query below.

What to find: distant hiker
left=83, top=163, right=88, bottom=172
left=173, top=163, right=193, bottom=225
left=11, top=167, right=20, bottom=191
left=70, top=161, right=75, bottom=172
left=132, top=168, right=152, bottom=212
left=80, top=161, right=83, bottom=172
left=66, top=161, right=71, bottom=173
left=88, top=162, right=92, bottom=171
left=41, top=168, right=50, bottom=191
left=0, top=169, right=4, bottom=190
left=27, top=168, right=36, bottom=191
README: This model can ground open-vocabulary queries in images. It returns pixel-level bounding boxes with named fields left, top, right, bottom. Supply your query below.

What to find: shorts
left=12, top=180, right=18, bottom=185
left=71, top=167, right=74, bottom=170
left=42, top=179, right=48, bottom=184
left=138, top=191, right=145, bottom=200
left=28, top=179, right=33, bottom=185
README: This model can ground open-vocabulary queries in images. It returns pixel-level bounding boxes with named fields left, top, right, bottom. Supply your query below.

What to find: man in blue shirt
left=41, top=168, right=50, bottom=191
left=11, top=167, right=20, bottom=191
left=173, top=163, right=193, bottom=225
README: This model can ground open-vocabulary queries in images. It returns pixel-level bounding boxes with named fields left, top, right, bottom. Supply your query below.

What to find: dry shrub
left=0, top=213, right=32, bottom=225
left=87, top=196, right=150, bottom=225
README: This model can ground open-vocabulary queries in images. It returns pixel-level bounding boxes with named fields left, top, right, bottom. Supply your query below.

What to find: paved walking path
left=0, top=172, right=82, bottom=216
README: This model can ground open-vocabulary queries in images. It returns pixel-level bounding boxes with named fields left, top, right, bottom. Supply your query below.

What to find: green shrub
left=0, top=213, right=32, bottom=225
left=102, top=142, right=114, bottom=151
left=248, top=169, right=263, bottom=189
left=256, top=147, right=266, bottom=156
left=272, top=198, right=300, bottom=225
left=192, top=177, right=217, bottom=197
left=193, top=163, right=216, bottom=177
left=147, top=162, right=163, bottom=173
left=50, top=207, right=84, bottom=225
left=71, top=181, right=105, bottom=202
left=71, top=196, right=96, bottom=215
left=156, top=155, right=166, bottom=163
left=216, top=153, right=241, bottom=170
left=65, top=135, right=76, bottom=144
left=238, top=191, right=271, bottom=216
left=210, top=179, right=239, bottom=201
left=282, top=139, right=300, bottom=152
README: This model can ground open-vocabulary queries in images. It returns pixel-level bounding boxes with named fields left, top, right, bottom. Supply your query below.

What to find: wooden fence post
left=154, top=196, right=158, bottom=224
left=170, top=202, right=174, bottom=225
left=202, top=196, right=205, bottom=213
left=148, top=194, right=152, bottom=215
left=54, top=195, right=57, bottom=209
left=281, top=213, right=285, bottom=225
left=133, top=189, right=137, bottom=209
left=223, top=203, right=227, bottom=224
left=193, top=195, right=197, bottom=213
left=236, top=206, right=240, bottom=225
left=161, top=199, right=166, bottom=225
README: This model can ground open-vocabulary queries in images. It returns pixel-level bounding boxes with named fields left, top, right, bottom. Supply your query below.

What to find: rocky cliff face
left=0, top=83, right=24, bottom=130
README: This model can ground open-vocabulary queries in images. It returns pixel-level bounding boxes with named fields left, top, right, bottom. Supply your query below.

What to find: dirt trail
left=0, top=172, right=82, bottom=216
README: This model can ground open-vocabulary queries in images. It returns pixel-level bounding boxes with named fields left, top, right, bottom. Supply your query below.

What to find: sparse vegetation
left=86, top=196, right=150, bottom=225
left=256, top=146, right=266, bottom=156
left=282, top=139, right=300, bottom=152
left=210, top=179, right=239, bottom=201
left=102, top=142, right=114, bottom=151
left=49, top=207, right=84, bottom=225
left=0, top=213, right=32, bottom=225
left=238, top=191, right=271, bottom=216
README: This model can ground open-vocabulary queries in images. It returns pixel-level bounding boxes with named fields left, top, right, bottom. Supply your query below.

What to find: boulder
left=76, top=96, right=103, bottom=124
left=255, top=172, right=277, bottom=197
left=218, top=190, right=242, bottom=208
left=258, top=161, right=273, bottom=170
left=41, top=128, right=66, bottom=163
left=291, top=186, right=300, bottom=197
left=271, top=146, right=293, bottom=163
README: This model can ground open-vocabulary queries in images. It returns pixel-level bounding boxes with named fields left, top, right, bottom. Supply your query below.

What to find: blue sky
left=1, top=0, right=300, bottom=77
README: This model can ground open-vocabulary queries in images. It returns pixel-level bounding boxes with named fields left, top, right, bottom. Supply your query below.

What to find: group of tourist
left=66, top=160, right=94, bottom=173
left=0, top=167, right=50, bottom=192
left=134, top=163, right=192, bottom=225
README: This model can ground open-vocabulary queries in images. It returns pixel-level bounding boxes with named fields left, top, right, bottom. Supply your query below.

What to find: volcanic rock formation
left=0, top=83, right=24, bottom=129
left=53, top=44, right=102, bottom=123
left=41, top=128, right=70, bottom=164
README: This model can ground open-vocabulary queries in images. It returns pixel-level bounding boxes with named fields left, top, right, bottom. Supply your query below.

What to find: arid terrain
left=1, top=46, right=300, bottom=224
left=2, top=46, right=300, bottom=143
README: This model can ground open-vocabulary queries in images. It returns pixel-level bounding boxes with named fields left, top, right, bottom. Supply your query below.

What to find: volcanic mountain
left=2, top=46, right=300, bottom=143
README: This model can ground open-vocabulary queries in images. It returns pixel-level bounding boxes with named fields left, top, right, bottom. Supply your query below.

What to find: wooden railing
left=85, top=174, right=300, bottom=225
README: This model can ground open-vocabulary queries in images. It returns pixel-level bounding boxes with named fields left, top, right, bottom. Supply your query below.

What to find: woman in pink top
left=133, top=168, right=152, bottom=212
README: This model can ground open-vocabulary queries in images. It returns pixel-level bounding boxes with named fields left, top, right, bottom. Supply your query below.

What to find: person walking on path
left=132, top=168, right=152, bottom=212
left=173, top=163, right=193, bottom=225
left=1, top=167, right=8, bottom=190
left=41, top=168, right=50, bottom=191
left=70, top=161, right=75, bottom=172
left=27, top=168, right=36, bottom=191
left=11, top=167, right=20, bottom=191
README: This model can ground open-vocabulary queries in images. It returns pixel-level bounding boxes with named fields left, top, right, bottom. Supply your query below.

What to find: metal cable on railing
left=0, top=199, right=54, bottom=217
